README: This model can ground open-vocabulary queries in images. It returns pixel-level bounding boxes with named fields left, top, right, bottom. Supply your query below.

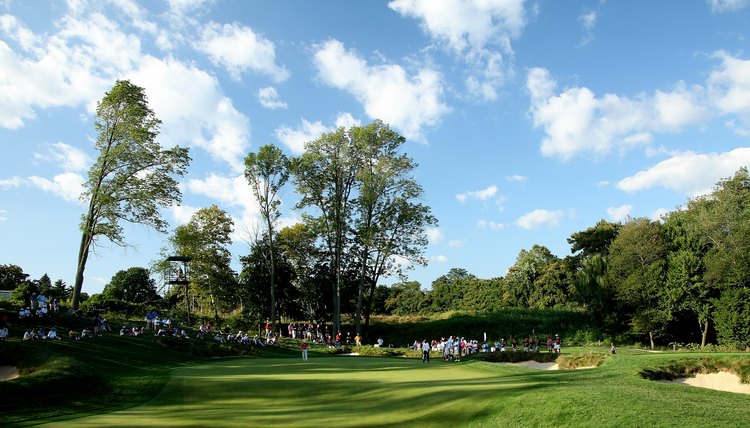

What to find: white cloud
left=516, top=209, right=564, bottom=229
left=578, top=10, right=597, bottom=46
left=616, top=147, right=750, bottom=196
left=313, top=39, right=450, bottom=141
left=275, top=113, right=361, bottom=155
left=194, top=22, right=289, bottom=82
left=606, top=204, right=632, bottom=222
left=456, top=184, right=497, bottom=202
left=431, top=254, right=449, bottom=263
left=28, top=172, right=85, bottom=203
left=129, top=56, right=251, bottom=172
left=426, top=227, right=444, bottom=244
left=0, top=209, right=7, bottom=221
left=275, top=118, right=331, bottom=155
left=258, top=86, right=287, bottom=109
left=32, top=142, right=91, bottom=172
left=184, top=173, right=262, bottom=242
left=650, top=208, right=669, bottom=221
left=708, top=0, right=750, bottom=13
left=448, top=239, right=465, bottom=248
left=0, top=176, right=23, bottom=189
left=389, top=0, right=526, bottom=101
left=171, top=204, right=199, bottom=225
left=708, top=51, right=750, bottom=125
left=506, top=174, right=527, bottom=182
left=477, top=219, right=505, bottom=231
left=526, top=68, right=709, bottom=160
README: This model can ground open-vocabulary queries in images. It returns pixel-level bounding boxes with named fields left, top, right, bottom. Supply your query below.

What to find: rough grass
left=639, top=356, right=750, bottom=383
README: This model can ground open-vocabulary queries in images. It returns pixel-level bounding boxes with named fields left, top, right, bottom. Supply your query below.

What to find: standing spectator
left=355, top=333, right=362, bottom=346
left=300, top=340, right=309, bottom=362
left=547, top=336, right=553, bottom=353
left=265, top=321, right=271, bottom=338
left=554, top=334, right=561, bottom=353
left=421, top=340, right=430, bottom=363
left=0, top=325, right=8, bottom=341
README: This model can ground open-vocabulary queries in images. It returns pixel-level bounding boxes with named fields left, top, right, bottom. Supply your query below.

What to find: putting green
left=43, top=356, right=547, bottom=427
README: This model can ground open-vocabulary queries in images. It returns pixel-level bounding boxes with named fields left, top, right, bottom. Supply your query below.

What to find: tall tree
left=350, top=120, right=435, bottom=335
left=171, top=205, right=236, bottom=319
left=291, top=127, right=360, bottom=336
left=0, top=264, right=29, bottom=291
left=102, top=267, right=158, bottom=303
left=72, top=80, right=190, bottom=309
left=606, top=218, right=668, bottom=349
left=244, top=144, right=289, bottom=333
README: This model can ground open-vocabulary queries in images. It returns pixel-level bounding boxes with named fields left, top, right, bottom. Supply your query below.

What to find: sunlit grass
left=41, top=350, right=750, bottom=427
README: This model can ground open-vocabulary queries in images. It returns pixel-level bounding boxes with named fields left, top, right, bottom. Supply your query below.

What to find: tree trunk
left=71, top=230, right=93, bottom=310
left=354, top=245, right=369, bottom=336
left=267, top=218, right=276, bottom=337
left=700, top=320, right=709, bottom=348
left=649, top=331, right=655, bottom=350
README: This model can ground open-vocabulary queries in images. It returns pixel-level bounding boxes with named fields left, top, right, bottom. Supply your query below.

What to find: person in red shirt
left=300, top=340, right=309, bottom=362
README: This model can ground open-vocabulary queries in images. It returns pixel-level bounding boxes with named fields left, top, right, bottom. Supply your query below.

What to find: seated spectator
left=19, top=307, right=31, bottom=318
left=37, top=327, right=47, bottom=339
left=132, top=326, right=143, bottom=336
left=23, top=329, right=34, bottom=340
left=81, top=327, right=92, bottom=338
left=0, top=325, right=8, bottom=341
left=180, top=329, right=189, bottom=339
left=36, top=306, right=48, bottom=317
left=47, top=327, right=60, bottom=340
left=69, top=329, right=80, bottom=340
left=213, top=333, right=226, bottom=343
left=120, top=326, right=130, bottom=336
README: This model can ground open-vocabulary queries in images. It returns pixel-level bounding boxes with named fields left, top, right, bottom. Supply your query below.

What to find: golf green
left=38, top=353, right=750, bottom=427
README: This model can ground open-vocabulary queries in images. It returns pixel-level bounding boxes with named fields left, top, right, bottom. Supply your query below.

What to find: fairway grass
left=40, top=350, right=750, bottom=427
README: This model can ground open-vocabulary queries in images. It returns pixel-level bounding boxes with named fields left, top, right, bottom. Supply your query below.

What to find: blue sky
left=2, top=0, right=750, bottom=296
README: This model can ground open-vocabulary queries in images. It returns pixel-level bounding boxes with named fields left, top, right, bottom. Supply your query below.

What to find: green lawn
left=35, top=349, right=750, bottom=427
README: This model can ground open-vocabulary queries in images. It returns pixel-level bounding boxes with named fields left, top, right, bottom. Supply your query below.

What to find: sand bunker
left=662, top=371, right=750, bottom=395
left=510, top=361, right=559, bottom=370
left=505, top=361, right=597, bottom=371
left=339, top=353, right=360, bottom=356
left=0, top=366, right=19, bottom=381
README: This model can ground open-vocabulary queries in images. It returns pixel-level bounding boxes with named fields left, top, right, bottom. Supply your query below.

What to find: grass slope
left=35, top=349, right=750, bottom=428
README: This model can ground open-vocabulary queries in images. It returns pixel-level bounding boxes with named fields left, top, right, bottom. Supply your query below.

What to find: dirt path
left=0, top=366, right=19, bottom=381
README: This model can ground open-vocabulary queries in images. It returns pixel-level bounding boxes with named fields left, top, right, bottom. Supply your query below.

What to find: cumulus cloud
left=516, top=209, right=564, bottom=229
left=129, top=56, right=251, bottom=172
left=616, top=147, right=750, bottom=196
left=28, top=172, right=85, bottom=203
left=606, top=204, right=632, bottom=222
left=708, top=51, right=750, bottom=128
left=32, top=142, right=91, bottom=172
left=708, top=0, right=750, bottom=13
left=456, top=184, right=497, bottom=202
left=526, top=67, right=709, bottom=160
left=275, top=113, right=361, bottom=155
left=313, top=39, right=450, bottom=141
left=258, top=86, right=287, bottom=109
left=194, top=22, right=289, bottom=82
left=650, top=208, right=669, bottom=221
left=184, top=173, right=263, bottom=241
left=0, top=176, right=24, bottom=189
left=426, top=227, right=444, bottom=244
left=448, top=239, right=465, bottom=248
left=389, top=0, right=526, bottom=100
left=506, top=174, right=527, bottom=182
left=477, top=219, right=505, bottom=231
left=431, top=254, right=449, bottom=263
left=171, top=204, right=200, bottom=225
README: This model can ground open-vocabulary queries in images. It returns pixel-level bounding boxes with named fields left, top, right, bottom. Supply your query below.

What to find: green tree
left=429, top=268, right=475, bottom=312
left=567, top=219, right=621, bottom=259
left=72, top=80, right=190, bottom=309
left=350, top=121, right=436, bottom=335
left=0, top=264, right=28, bottom=291
left=244, top=144, right=289, bottom=333
left=171, top=205, right=236, bottom=319
left=504, top=245, right=559, bottom=308
left=291, top=127, right=360, bottom=335
left=102, top=267, right=158, bottom=303
left=37, top=274, right=52, bottom=295
left=714, top=288, right=750, bottom=351
left=573, top=254, right=614, bottom=325
left=385, top=281, right=428, bottom=315
left=606, top=218, right=668, bottom=349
